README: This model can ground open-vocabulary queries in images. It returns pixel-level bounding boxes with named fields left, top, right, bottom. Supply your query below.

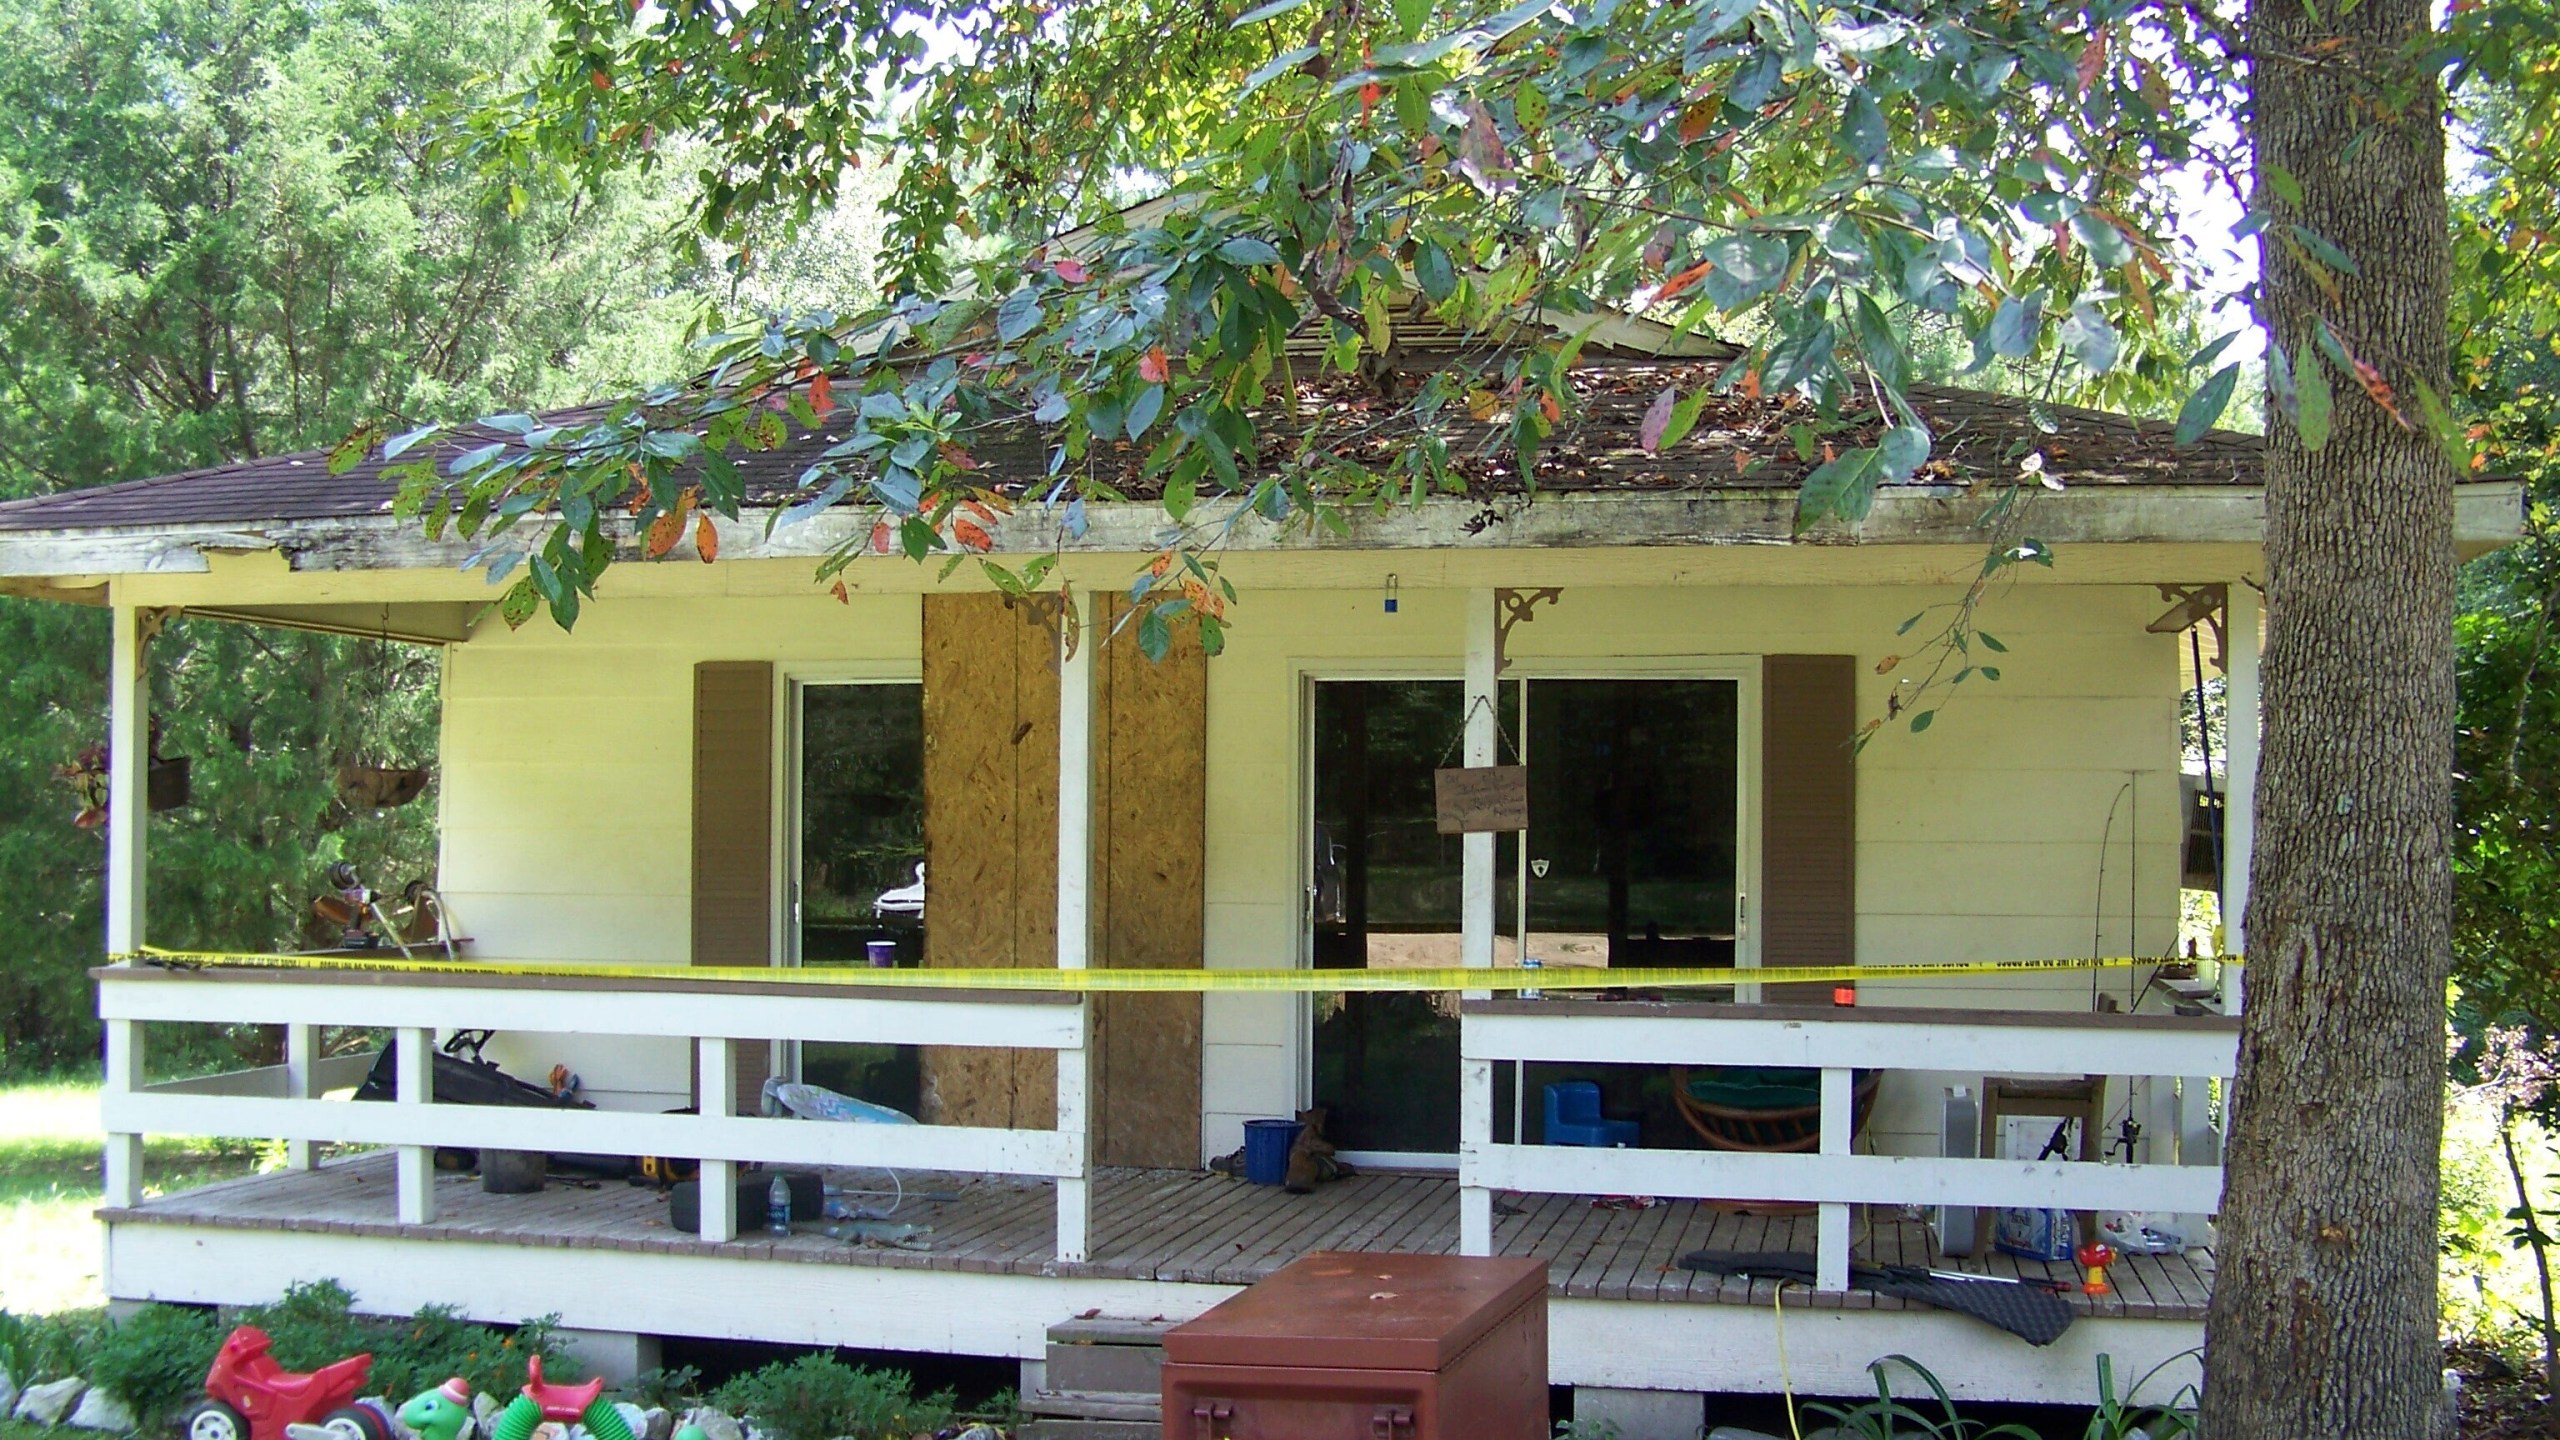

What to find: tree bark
left=2203, top=0, right=2456, bottom=1434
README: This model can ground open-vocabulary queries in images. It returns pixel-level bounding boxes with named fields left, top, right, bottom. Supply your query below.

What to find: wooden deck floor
left=107, top=1152, right=2214, bottom=1320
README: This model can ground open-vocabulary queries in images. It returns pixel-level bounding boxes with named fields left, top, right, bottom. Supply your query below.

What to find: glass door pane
left=797, top=682, right=925, bottom=1115
left=1309, top=680, right=1468, bottom=1155
left=1500, top=678, right=1741, bottom=1146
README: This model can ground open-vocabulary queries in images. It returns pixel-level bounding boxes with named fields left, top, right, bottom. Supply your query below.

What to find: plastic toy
left=394, top=1380, right=473, bottom=1440
left=184, top=1326, right=388, bottom=1440
left=2076, top=1238, right=2118, bottom=1296
left=402, top=1359, right=637, bottom=1440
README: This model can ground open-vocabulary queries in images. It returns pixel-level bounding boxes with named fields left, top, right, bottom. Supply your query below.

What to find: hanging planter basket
left=337, top=764, right=431, bottom=809
left=148, top=755, right=191, bottom=811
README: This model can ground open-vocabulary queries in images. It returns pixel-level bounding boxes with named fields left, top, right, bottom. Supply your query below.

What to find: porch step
left=1044, top=1315, right=1171, bottom=1396
left=1026, top=1315, right=1169, bottom=1434
left=1022, top=1391, right=1161, bottom=1422
left=1016, top=1423, right=1157, bottom=1440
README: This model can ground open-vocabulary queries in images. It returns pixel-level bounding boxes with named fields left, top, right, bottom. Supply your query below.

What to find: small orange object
left=1832, top=984, right=1857, bottom=1007
left=2077, top=1240, right=2116, bottom=1295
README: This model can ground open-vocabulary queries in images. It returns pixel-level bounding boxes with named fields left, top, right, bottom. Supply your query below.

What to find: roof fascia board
left=0, top=482, right=2518, bottom=581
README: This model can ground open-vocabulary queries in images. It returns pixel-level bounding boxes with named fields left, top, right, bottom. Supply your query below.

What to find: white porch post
left=1816, top=1066, right=1852, bottom=1290
left=697, top=1036, right=738, bottom=1242
left=395, top=1025, right=437, bottom=1224
left=1459, top=589, right=1498, bottom=1256
left=1054, top=587, right=1096, bottom=1263
left=101, top=596, right=150, bottom=1208
left=283, top=1024, right=318, bottom=1170
left=2221, top=582, right=2261, bottom=1010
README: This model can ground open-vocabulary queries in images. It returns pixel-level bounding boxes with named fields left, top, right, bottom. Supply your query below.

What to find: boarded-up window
left=693, top=660, right=773, bottom=1114
left=1760, top=655, right=1857, bottom=1002
left=918, top=593, right=1205, bottom=1164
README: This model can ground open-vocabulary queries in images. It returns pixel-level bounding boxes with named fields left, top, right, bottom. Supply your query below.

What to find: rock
left=65, top=1388, right=135, bottom=1433
left=678, top=1409, right=740, bottom=1440
left=637, top=1407, right=671, bottom=1440
left=15, top=1377, right=86, bottom=1427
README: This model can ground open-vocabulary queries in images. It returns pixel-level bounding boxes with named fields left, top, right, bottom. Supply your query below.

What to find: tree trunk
left=2202, top=0, right=2456, bottom=1434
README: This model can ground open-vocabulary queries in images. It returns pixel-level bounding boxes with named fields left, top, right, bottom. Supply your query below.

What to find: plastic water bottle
left=767, top=1174, right=791, bottom=1236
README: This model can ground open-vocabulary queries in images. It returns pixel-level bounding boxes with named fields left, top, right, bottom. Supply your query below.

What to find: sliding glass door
left=792, top=680, right=924, bottom=1114
left=1308, top=676, right=1742, bottom=1158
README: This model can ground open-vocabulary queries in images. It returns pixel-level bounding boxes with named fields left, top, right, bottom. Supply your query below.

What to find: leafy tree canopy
left=0, top=0, right=700, bottom=1070
left=386, top=0, right=2491, bottom=660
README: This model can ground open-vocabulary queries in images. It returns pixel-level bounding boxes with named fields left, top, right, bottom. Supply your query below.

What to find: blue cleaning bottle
left=767, top=1174, right=792, bottom=1236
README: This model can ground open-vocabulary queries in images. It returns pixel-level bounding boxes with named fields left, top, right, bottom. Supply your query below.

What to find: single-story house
left=0, top=318, right=2520, bottom=1415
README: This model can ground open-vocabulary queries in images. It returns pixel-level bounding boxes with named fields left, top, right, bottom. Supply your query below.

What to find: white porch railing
left=95, top=964, right=1096, bottom=1260
left=1458, top=999, right=2239, bottom=1291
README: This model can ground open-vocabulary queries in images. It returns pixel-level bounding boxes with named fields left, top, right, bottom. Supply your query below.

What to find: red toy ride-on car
left=184, top=1326, right=389, bottom=1440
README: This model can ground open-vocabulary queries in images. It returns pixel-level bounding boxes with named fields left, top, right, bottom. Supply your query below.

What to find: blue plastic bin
left=1242, top=1118, right=1303, bottom=1186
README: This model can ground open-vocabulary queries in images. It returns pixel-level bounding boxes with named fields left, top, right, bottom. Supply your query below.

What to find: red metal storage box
left=1160, top=1252, right=1549, bottom=1440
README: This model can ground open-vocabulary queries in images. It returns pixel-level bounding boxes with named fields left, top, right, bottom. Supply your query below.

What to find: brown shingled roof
left=0, top=354, right=2260, bottom=536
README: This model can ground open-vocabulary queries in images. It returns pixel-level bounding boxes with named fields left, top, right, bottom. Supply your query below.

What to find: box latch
left=1371, top=1404, right=1417, bottom=1438
left=1190, top=1400, right=1234, bottom=1440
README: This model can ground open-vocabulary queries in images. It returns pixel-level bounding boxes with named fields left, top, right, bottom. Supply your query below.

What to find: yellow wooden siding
left=438, top=578, right=2185, bottom=1162
left=442, top=594, right=918, bottom=1108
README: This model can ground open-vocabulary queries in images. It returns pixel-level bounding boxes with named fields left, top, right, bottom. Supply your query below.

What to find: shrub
left=87, top=1304, right=225, bottom=1423
left=0, top=1308, right=102, bottom=1386
left=707, top=1354, right=952, bottom=1440
left=239, top=1280, right=577, bottom=1404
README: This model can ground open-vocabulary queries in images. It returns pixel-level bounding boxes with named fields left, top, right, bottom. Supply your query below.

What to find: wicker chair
left=1669, top=1065, right=1882, bottom=1153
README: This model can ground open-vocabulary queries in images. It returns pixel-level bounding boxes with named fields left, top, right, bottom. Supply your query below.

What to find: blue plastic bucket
left=1242, top=1118, right=1303, bottom=1186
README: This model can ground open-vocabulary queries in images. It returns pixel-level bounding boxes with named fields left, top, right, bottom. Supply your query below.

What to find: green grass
left=0, top=1077, right=264, bottom=1316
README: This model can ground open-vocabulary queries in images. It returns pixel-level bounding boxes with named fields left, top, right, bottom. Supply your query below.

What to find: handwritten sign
left=1434, top=765, right=1529, bottom=833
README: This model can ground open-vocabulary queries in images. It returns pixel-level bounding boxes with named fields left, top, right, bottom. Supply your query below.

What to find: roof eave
left=0, top=481, right=2521, bottom=582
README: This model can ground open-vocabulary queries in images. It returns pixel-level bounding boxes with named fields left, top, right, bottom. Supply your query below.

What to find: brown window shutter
left=692, top=660, right=774, bottom=1115
left=1761, top=656, right=1857, bottom=1003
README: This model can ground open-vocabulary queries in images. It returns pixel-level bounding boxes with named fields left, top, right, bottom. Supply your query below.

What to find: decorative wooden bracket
left=134, top=606, right=179, bottom=678
left=2148, top=584, right=2227, bottom=670
left=1493, top=587, right=1561, bottom=675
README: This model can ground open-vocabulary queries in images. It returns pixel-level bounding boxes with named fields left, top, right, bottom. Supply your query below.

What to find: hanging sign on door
left=1434, top=765, right=1529, bottom=833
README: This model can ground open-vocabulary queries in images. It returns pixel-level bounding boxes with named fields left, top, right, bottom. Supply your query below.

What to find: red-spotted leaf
left=1639, top=388, right=1677, bottom=454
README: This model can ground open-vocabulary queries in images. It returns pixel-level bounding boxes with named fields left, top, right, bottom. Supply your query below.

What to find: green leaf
left=498, top=575, right=538, bottom=630
left=2289, top=224, right=2360, bottom=276
left=1988, top=292, right=2043, bottom=358
left=2068, top=211, right=2136, bottom=268
left=2174, top=364, right=2241, bottom=445
left=2261, top=165, right=2304, bottom=208
left=1910, top=709, right=1936, bottom=733
left=1218, top=236, right=1282, bottom=266
left=2294, top=339, right=2333, bottom=451
left=1415, top=242, right=1457, bottom=302
left=1138, top=606, right=1173, bottom=661
left=1700, top=233, right=1790, bottom=308
left=1127, top=383, right=1166, bottom=438
left=1230, top=0, right=1314, bottom=27
left=1877, top=424, right=1931, bottom=482
left=1797, top=446, right=1886, bottom=526
left=1241, top=46, right=1318, bottom=96
left=1838, top=89, right=1888, bottom=167
left=2058, top=301, right=2119, bottom=374
left=383, top=424, right=440, bottom=461
left=997, top=286, right=1044, bottom=343
left=1976, top=631, right=2007, bottom=653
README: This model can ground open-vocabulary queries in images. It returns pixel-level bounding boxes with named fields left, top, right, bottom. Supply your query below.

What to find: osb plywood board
left=920, top=593, right=1205, bottom=1155
left=922, top=594, right=1045, bottom=1128
left=1094, top=594, right=1205, bottom=1169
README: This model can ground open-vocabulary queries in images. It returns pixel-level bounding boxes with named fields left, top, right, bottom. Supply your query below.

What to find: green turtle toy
left=397, top=1380, right=476, bottom=1440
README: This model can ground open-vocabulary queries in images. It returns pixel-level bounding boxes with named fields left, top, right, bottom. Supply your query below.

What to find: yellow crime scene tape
left=123, top=946, right=2233, bottom=994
